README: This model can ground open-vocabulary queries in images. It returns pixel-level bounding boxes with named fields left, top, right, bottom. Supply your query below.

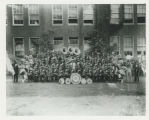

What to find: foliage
left=88, top=30, right=115, bottom=56
left=39, top=29, right=54, bottom=53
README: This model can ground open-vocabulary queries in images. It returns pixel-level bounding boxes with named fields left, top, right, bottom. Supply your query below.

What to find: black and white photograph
left=3, top=1, right=147, bottom=117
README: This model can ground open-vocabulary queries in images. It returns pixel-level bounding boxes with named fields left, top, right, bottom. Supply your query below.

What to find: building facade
left=108, top=4, right=146, bottom=58
left=6, top=4, right=146, bottom=58
left=6, top=4, right=96, bottom=57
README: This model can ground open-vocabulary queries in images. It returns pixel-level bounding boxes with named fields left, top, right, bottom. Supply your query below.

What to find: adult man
left=12, top=61, right=19, bottom=83
left=133, top=61, right=141, bottom=82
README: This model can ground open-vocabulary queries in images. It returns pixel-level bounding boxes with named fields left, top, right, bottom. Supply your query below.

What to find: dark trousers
left=134, top=72, right=139, bottom=82
left=14, top=74, right=18, bottom=83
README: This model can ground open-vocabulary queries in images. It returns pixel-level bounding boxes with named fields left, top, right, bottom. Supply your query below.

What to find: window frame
left=83, top=4, right=94, bottom=25
left=68, top=4, right=78, bottom=25
left=137, top=35, right=146, bottom=52
left=123, top=4, right=134, bottom=25
left=83, top=36, right=91, bottom=44
left=110, top=4, right=120, bottom=24
left=110, top=36, right=120, bottom=53
left=137, top=4, right=146, bottom=24
left=28, top=5, right=40, bottom=26
left=29, top=37, right=40, bottom=53
left=52, top=4, right=63, bottom=26
left=69, top=37, right=79, bottom=45
left=123, top=35, right=134, bottom=55
left=53, top=37, right=64, bottom=45
left=12, top=4, right=24, bottom=26
left=13, top=37, right=25, bottom=57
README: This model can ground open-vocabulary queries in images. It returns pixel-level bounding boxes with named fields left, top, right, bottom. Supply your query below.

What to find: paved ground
left=6, top=79, right=145, bottom=116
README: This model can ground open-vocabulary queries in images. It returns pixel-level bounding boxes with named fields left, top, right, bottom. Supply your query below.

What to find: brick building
left=6, top=4, right=146, bottom=58
left=108, top=4, right=146, bottom=58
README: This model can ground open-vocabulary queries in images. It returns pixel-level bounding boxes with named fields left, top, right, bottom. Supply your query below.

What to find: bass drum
left=59, top=78, right=65, bottom=84
left=86, top=78, right=93, bottom=84
left=81, top=78, right=86, bottom=85
left=65, top=78, right=71, bottom=85
left=71, top=73, right=81, bottom=84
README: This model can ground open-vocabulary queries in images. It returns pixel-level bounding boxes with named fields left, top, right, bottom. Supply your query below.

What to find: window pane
left=14, top=14, right=23, bottom=20
left=111, top=14, right=119, bottom=18
left=84, top=14, right=93, bottom=20
left=110, top=18, right=119, bottom=24
left=84, top=20, right=93, bottom=24
left=13, top=4, right=23, bottom=14
left=137, top=4, right=145, bottom=14
left=29, top=5, right=39, bottom=14
left=111, top=4, right=120, bottom=13
left=53, top=20, right=62, bottom=24
left=69, top=19, right=78, bottom=23
left=53, top=14, right=62, bottom=19
left=124, top=13, right=133, bottom=19
left=124, top=4, right=133, bottom=13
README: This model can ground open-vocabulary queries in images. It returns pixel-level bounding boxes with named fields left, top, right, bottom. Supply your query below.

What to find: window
left=110, top=4, right=120, bottom=24
left=54, top=37, right=63, bottom=45
left=83, top=5, right=94, bottom=24
left=68, top=5, right=78, bottom=24
left=12, top=4, right=24, bottom=25
left=14, top=38, right=24, bottom=57
left=28, top=5, right=40, bottom=25
left=84, top=37, right=91, bottom=44
left=52, top=5, right=63, bottom=25
left=123, top=35, right=133, bottom=55
left=137, top=4, right=145, bottom=23
left=110, top=36, right=120, bottom=52
left=69, top=37, right=78, bottom=45
left=137, top=35, right=145, bottom=52
left=124, top=4, right=134, bottom=23
left=29, top=38, right=40, bottom=54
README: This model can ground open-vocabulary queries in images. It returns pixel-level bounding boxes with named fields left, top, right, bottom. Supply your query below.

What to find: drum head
left=86, top=78, right=93, bottom=84
left=59, top=78, right=65, bottom=84
left=71, top=73, right=81, bottom=84
left=81, top=78, right=86, bottom=84
left=65, top=78, right=71, bottom=84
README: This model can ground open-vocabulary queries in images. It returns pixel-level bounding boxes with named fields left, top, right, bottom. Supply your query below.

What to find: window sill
left=68, top=24, right=78, bottom=25
left=83, top=24, right=94, bottom=26
left=12, top=24, right=24, bottom=26
left=137, top=23, right=145, bottom=25
left=123, top=23, right=134, bottom=25
left=29, top=24, right=40, bottom=26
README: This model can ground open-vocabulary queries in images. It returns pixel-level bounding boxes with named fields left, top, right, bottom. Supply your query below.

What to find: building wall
left=6, top=4, right=95, bottom=57
left=6, top=4, right=146, bottom=58
left=109, top=4, right=146, bottom=58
